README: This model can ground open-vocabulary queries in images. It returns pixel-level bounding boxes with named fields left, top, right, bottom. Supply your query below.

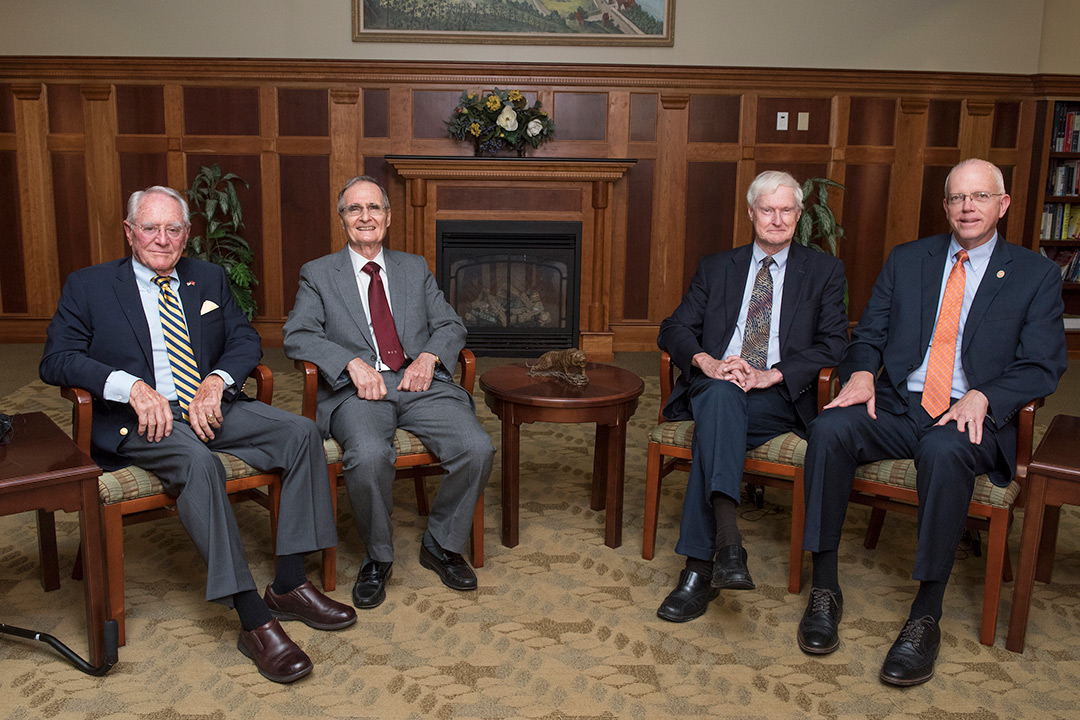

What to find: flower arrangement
left=447, top=88, right=556, bottom=157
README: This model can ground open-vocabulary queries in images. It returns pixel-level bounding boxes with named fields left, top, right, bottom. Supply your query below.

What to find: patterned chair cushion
left=98, top=452, right=263, bottom=505
left=649, top=421, right=806, bottom=478
left=321, top=429, right=431, bottom=466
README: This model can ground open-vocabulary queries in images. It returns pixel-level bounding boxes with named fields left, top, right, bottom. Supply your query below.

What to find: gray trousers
left=329, top=371, right=494, bottom=562
left=120, top=398, right=338, bottom=605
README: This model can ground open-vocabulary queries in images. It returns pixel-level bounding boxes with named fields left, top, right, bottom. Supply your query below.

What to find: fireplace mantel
left=386, top=155, right=635, bottom=360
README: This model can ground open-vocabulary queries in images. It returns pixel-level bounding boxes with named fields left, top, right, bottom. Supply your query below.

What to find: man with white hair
left=655, top=170, right=848, bottom=623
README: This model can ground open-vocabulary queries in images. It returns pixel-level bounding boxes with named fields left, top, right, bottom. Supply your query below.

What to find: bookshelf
left=1037, top=100, right=1080, bottom=350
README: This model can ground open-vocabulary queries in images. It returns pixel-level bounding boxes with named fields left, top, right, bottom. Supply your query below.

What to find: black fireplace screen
left=436, top=220, right=581, bottom=356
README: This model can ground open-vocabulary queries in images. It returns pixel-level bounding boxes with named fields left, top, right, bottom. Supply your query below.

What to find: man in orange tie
left=797, top=159, right=1067, bottom=685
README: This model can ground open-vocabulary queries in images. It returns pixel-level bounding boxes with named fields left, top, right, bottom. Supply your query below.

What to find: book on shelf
left=1049, top=248, right=1077, bottom=279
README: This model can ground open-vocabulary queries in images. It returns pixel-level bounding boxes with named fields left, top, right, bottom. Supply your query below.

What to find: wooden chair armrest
left=817, top=367, right=838, bottom=413
left=659, top=351, right=674, bottom=424
left=1013, top=397, right=1043, bottom=483
left=249, top=364, right=274, bottom=405
left=60, top=386, right=94, bottom=455
left=457, top=348, right=476, bottom=394
left=294, top=360, right=320, bottom=421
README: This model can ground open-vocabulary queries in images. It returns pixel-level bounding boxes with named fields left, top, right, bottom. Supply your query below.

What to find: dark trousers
left=120, top=398, right=338, bottom=605
left=801, top=394, right=1000, bottom=583
left=675, top=374, right=798, bottom=561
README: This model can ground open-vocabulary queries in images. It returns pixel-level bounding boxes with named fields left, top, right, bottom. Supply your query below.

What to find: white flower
left=496, top=106, right=518, bottom=131
left=526, top=118, right=543, bottom=137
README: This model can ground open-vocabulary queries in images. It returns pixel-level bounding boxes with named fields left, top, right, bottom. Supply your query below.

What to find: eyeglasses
left=754, top=206, right=799, bottom=219
left=945, top=192, right=1004, bottom=206
left=129, top=222, right=185, bottom=240
left=343, top=203, right=387, bottom=217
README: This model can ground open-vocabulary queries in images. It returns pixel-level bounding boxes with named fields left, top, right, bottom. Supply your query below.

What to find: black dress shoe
left=237, top=619, right=312, bottom=683
left=419, top=532, right=477, bottom=591
left=656, top=568, right=719, bottom=623
left=879, top=616, right=941, bottom=687
left=265, top=581, right=357, bottom=630
left=797, top=587, right=843, bottom=655
left=352, top=557, right=393, bottom=609
left=711, top=545, right=755, bottom=590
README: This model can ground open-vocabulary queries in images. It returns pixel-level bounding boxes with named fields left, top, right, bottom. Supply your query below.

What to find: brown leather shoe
left=236, top=619, right=313, bottom=683
left=264, top=581, right=357, bottom=631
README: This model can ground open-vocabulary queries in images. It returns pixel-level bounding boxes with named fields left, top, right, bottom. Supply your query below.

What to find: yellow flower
left=485, top=94, right=501, bottom=111
left=468, top=122, right=481, bottom=137
left=508, top=90, right=523, bottom=102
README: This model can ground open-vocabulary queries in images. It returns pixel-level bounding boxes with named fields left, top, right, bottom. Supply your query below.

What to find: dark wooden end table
left=0, top=412, right=109, bottom=667
left=1006, top=414, right=1080, bottom=653
left=479, top=362, right=644, bottom=549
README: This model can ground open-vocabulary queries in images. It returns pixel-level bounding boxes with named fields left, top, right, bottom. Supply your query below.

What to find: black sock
left=685, top=556, right=712, bottom=577
left=711, top=493, right=742, bottom=549
left=271, top=553, right=307, bottom=595
left=234, top=589, right=273, bottom=632
left=909, top=580, right=947, bottom=623
left=811, top=550, right=841, bottom=594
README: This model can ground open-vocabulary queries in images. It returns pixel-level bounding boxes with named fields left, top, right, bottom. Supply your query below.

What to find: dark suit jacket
left=282, top=246, right=468, bottom=437
left=839, top=233, right=1067, bottom=486
left=39, top=257, right=262, bottom=471
left=658, top=242, right=849, bottom=428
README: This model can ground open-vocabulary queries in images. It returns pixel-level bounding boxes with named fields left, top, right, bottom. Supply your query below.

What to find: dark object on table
left=526, top=348, right=589, bottom=386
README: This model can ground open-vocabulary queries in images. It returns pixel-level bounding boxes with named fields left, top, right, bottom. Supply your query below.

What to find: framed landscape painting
left=353, top=0, right=675, bottom=46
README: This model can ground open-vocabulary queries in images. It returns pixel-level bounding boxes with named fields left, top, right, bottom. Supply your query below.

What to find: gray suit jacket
left=283, top=246, right=467, bottom=435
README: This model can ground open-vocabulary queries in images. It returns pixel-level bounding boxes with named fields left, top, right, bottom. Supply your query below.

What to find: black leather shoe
left=419, top=532, right=477, bottom=591
left=711, top=545, right=755, bottom=590
left=797, top=587, right=843, bottom=654
left=656, top=568, right=719, bottom=622
left=352, top=557, right=393, bottom=609
left=879, top=616, right=941, bottom=687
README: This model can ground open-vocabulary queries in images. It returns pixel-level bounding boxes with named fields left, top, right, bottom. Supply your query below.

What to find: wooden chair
left=295, top=348, right=485, bottom=591
left=789, top=368, right=1041, bottom=647
left=641, top=351, right=832, bottom=593
left=62, top=365, right=332, bottom=646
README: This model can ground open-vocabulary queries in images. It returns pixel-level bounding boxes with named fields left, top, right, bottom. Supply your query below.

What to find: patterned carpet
left=2, top=367, right=1080, bottom=719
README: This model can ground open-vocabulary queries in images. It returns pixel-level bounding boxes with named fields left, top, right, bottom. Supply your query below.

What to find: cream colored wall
left=0, top=0, right=1063, bottom=74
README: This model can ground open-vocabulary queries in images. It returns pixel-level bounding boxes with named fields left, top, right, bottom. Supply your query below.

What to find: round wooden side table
left=479, top=362, right=644, bottom=549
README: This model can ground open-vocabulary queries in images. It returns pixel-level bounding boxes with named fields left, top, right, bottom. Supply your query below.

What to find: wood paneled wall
left=1, top=58, right=1077, bottom=349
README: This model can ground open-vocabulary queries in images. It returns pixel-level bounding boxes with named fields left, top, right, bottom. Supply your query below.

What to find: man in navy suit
left=655, top=170, right=848, bottom=623
left=40, top=186, right=356, bottom=683
left=797, top=159, right=1067, bottom=686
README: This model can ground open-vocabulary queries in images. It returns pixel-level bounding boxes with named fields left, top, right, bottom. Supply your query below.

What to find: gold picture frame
left=352, top=0, right=675, bottom=47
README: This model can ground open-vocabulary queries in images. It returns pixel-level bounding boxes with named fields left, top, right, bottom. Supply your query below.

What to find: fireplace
left=436, top=220, right=581, bottom=356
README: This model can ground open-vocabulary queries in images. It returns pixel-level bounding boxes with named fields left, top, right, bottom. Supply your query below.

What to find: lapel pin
left=186, top=281, right=196, bottom=286
left=996, top=270, right=1005, bottom=279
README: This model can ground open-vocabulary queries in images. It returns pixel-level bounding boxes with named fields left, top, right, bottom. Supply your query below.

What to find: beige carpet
left=2, top=367, right=1080, bottom=720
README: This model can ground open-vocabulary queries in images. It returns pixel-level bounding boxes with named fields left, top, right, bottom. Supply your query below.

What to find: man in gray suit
left=283, top=176, right=494, bottom=610
left=40, top=186, right=355, bottom=684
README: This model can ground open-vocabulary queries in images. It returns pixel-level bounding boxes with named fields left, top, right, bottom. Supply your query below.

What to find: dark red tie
left=361, top=261, right=405, bottom=371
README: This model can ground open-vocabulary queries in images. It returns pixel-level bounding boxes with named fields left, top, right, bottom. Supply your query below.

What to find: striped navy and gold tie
left=152, top=275, right=200, bottom=422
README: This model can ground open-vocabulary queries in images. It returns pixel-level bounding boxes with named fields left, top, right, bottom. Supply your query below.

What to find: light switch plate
left=797, top=112, right=809, bottom=131
left=776, top=112, right=788, bottom=131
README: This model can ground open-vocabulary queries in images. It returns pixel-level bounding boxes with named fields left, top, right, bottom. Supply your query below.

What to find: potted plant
left=794, top=177, right=845, bottom=257
left=185, top=164, right=258, bottom=319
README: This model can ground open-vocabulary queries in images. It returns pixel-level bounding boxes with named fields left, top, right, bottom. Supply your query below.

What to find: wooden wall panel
left=926, top=100, right=961, bottom=147
left=363, top=89, right=389, bottom=138
left=50, top=152, right=91, bottom=287
left=116, top=85, right=165, bottom=135
left=0, top=149, right=26, bottom=312
left=119, top=153, right=168, bottom=208
left=553, top=92, right=607, bottom=142
left=842, top=163, right=892, bottom=318
left=412, top=90, right=460, bottom=139
left=848, top=97, right=896, bottom=146
left=688, top=95, right=740, bottom=144
left=0, top=83, right=13, bottom=134
left=278, top=88, right=328, bottom=137
left=279, top=154, right=331, bottom=317
left=919, top=165, right=952, bottom=239
left=629, top=93, right=657, bottom=143
left=684, top=162, right=737, bottom=289
left=623, top=158, right=654, bottom=319
left=46, top=84, right=84, bottom=134
left=992, top=101, right=1021, bottom=149
left=756, top=97, right=831, bottom=145
left=437, top=186, right=579, bottom=213
left=183, top=87, right=260, bottom=136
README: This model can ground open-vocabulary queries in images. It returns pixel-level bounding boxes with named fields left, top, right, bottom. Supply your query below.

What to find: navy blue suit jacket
left=658, top=242, right=849, bottom=429
left=39, top=257, right=262, bottom=471
left=839, top=233, right=1067, bottom=486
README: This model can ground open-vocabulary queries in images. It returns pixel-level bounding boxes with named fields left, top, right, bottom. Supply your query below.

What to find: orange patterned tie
left=921, top=250, right=968, bottom=417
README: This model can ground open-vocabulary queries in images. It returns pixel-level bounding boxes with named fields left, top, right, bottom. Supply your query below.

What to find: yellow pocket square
left=200, top=300, right=219, bottom=315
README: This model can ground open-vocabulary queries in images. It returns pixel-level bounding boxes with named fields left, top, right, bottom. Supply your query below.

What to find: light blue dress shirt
left=721, top=243, right=788, bottom=369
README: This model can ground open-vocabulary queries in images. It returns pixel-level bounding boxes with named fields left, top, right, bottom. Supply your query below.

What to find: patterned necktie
left=361, top=261, right=405, bottom=371
left=921, top=249, right=969, bottom=417
left=740, top=256, right=774, bottom=370
left=152, top=275, right=200, bottom=422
